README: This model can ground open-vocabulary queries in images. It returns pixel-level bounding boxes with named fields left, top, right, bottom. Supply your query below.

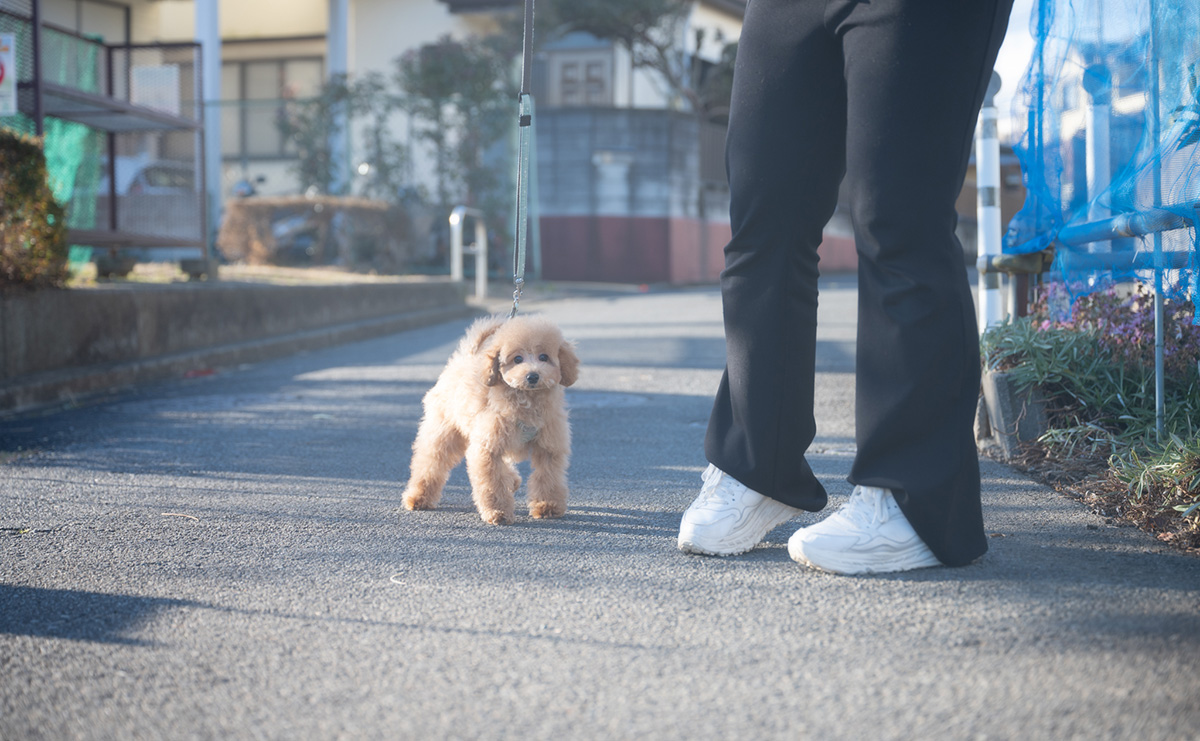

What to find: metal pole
left=977, top=71, right=1005, bottom=332
left=194, top=43, right=212, bottom=276
left=450, top=207, right=464, bottom=284
left=106, top=48, right=117, bottom=232
left=474, top=217, right=488, bottom=301
left=195, top=0, right=221, bottom=266
left=1083, top=64, right=1112, bottom=254
left=327, top=0, right=350, bottom=195
left=1148, top=0, right=1166, bottom=440
left=31, top=0, right=42, bottom=136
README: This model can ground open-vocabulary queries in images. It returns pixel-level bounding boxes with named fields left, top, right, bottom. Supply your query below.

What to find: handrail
left=449, top=206, right=488, bottom=301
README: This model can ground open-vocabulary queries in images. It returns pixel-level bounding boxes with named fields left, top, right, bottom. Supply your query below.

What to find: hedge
left=0, top=128, right=69, bottom=290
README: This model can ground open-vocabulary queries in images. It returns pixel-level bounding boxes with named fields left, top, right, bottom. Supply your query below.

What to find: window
left=585, top=61, right=607, bottom=105
left=561, top=61, right=581, bottom=106
left=221, top=57, right=324, bottom=160
left=549, top=51, right=612, bottom=107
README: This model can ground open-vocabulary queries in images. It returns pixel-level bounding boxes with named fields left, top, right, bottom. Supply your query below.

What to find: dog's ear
left=557, top=341, right=580, bottom=387
left=484, top=348, right=503, bottom=387
left=469, top=319, right=504, bottom=354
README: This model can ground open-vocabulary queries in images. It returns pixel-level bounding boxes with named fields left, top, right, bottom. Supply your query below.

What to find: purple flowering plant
left=982, top=281, right=1200, bottom=550
left=1031, top=282, right=1200, bottom=384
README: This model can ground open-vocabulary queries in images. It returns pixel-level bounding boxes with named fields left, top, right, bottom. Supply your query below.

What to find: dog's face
left=484, top=317, right=579, bottom=391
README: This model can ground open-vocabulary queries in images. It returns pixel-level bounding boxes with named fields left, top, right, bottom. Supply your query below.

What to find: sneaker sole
left=787, top=539, right=941, bottom=575
left=678, top=505, right=799, bottom=557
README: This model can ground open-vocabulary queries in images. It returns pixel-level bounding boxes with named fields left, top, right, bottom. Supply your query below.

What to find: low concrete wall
left=0, top=278, right=472, bottom=416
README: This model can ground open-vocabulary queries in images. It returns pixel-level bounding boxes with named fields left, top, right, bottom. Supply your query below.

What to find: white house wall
left=611, top=43, right=632, bottom=108
left=623, top=0, right=743, bottom=111
left=350, top=0, right=503, bottom=76
left=690, top=2, right=742, bottom=61
left=129, top=0, right=326, bottom=43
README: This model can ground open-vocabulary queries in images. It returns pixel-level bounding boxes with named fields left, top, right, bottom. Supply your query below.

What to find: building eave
left=438, top=0, right=745, bottom=18
left=438, top=0, right=519, bottom=13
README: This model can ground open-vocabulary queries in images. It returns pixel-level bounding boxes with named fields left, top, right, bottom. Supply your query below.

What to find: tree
left=395, top=34, right=518, bottom=216
left=276, top=74, right=356, bottom=195
left=353, top=71, right=410, bottom=203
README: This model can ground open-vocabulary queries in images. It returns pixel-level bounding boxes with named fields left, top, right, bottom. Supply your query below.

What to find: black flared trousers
left=704, top=0, right=1014, bottom=567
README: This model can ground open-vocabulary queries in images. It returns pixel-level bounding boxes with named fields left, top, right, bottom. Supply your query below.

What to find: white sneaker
left=787, top=486, right=941, bottom=574
left=678, top=464, right=801, bottom=556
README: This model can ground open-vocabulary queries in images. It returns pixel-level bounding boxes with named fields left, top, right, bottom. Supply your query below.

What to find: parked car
left=124, top=161, right=195, bottom=195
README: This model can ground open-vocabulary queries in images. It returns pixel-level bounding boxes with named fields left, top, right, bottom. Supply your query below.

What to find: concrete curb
left=1, top=278, right=477, bottom=417
left=976, top=369, right=1049, bottom=460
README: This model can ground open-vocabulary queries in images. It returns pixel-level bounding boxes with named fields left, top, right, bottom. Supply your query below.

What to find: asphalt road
left=2, top=280, right=1198, bottom=740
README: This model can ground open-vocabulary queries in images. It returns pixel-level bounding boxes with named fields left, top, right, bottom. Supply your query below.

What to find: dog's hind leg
left=527, top=442, right=568, bottom=519
left=401, top=422, right=467, bottom=511
left=465, top=440, right=520, bottom=525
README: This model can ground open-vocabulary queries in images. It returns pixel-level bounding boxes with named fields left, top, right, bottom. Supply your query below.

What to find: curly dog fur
left=401, top=314, right=580, bottom=524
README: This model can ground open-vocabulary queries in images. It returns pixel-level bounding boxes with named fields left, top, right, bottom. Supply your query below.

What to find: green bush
left=0, top=128, right=69, bottom=290
left=982, top=285, right=1200, bottom=452
left=981, top=283, right=1200, bottom=551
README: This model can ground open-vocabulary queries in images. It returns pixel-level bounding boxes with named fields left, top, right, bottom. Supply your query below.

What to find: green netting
left=1006, top=0, right=1200, bottom=322
left=0, top=10, right=102, bottom=264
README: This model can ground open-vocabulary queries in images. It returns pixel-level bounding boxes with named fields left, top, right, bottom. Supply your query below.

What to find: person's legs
left=795, top=0, right=1015, bottom=569
left=681, top=0, right=848, bottom=556
left=702, top=0, right=847, bottom=511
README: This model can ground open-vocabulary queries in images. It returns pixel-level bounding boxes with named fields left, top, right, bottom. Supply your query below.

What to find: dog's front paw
left=529, top=501, right=566, bottom=519
left=402, top=490, right=436, bottom=511
left=480, top=508, right=514, bottom=525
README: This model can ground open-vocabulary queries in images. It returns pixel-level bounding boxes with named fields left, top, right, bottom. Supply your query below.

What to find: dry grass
left=1002, top=442, right=1200, bottom=555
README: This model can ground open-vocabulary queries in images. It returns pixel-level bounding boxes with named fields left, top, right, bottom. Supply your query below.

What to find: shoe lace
left=836, top=487, right=887, bottom=529
left=697, top=470, right=746, bottom=506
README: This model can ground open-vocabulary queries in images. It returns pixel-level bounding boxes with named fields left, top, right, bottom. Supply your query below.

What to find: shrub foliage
left=981, top=283, right=1200, bottom=552
left=0, top=129, right=69, bottom=290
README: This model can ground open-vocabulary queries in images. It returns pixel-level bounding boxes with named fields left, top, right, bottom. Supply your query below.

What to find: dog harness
left=517, top=421, right=539, bottom=444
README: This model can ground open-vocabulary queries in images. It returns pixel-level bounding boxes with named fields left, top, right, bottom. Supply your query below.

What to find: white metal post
left=1084, top=64, right=1112, bottom=255
left=195, top=0, right=221, bottom=262
left=327, top=0, right=350, bottom=194
left=450, top=206, right=488, bottom=301
left=976, top=72, right=1005, bottom=333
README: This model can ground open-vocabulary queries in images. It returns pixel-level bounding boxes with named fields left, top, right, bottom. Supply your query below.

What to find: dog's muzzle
left=526, top=372, right=540, bottom=387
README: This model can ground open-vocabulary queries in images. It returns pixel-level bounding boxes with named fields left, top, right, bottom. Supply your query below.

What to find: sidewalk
left=1, top=278, right=1197, bottom=739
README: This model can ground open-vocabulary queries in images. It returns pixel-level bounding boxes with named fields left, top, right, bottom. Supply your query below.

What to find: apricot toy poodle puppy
left=401, top=314, right=580, bottom=524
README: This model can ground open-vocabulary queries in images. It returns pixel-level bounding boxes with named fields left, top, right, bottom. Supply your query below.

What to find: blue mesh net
left=1006, top=0, right=1200, bottom=321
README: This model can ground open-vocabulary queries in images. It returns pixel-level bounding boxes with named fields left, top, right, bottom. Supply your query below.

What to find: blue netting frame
left=1006, top=0, right=1200, bottom=323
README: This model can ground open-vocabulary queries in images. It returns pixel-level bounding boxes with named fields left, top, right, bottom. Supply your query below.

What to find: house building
left=5, top=0, right=886, bottom=284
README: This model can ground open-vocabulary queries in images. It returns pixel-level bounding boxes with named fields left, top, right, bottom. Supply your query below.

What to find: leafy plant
left=1099, top=434, right=1200, bottom=550
left=353, top=71, right=411, bottom=204
left=395, top=34, right=517, bottom=216
left=983, top=284, right=1200, bottom=447
left=981, top=281, right=1200, bottom=551
left=275, top=33, right=519, bottom=268
left=276, top=74, right=360, bottom=195
left=0, top=129, right=69, bottom=290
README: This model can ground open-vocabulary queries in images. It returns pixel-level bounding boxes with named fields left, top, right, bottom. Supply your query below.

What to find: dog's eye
left=538, top=354, right=550, bottom=362
left=512, top=355, right=523, bottom=364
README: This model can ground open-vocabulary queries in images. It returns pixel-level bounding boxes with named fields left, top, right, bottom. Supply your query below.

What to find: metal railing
left=449, top=205, right=488, bottom=301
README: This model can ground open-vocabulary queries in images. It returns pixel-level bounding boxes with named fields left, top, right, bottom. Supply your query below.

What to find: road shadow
left=0, top=583, right=196, bottom=646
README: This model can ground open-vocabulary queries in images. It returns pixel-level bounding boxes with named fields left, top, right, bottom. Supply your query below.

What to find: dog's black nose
left=526, top=372, right=540, bottom=386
